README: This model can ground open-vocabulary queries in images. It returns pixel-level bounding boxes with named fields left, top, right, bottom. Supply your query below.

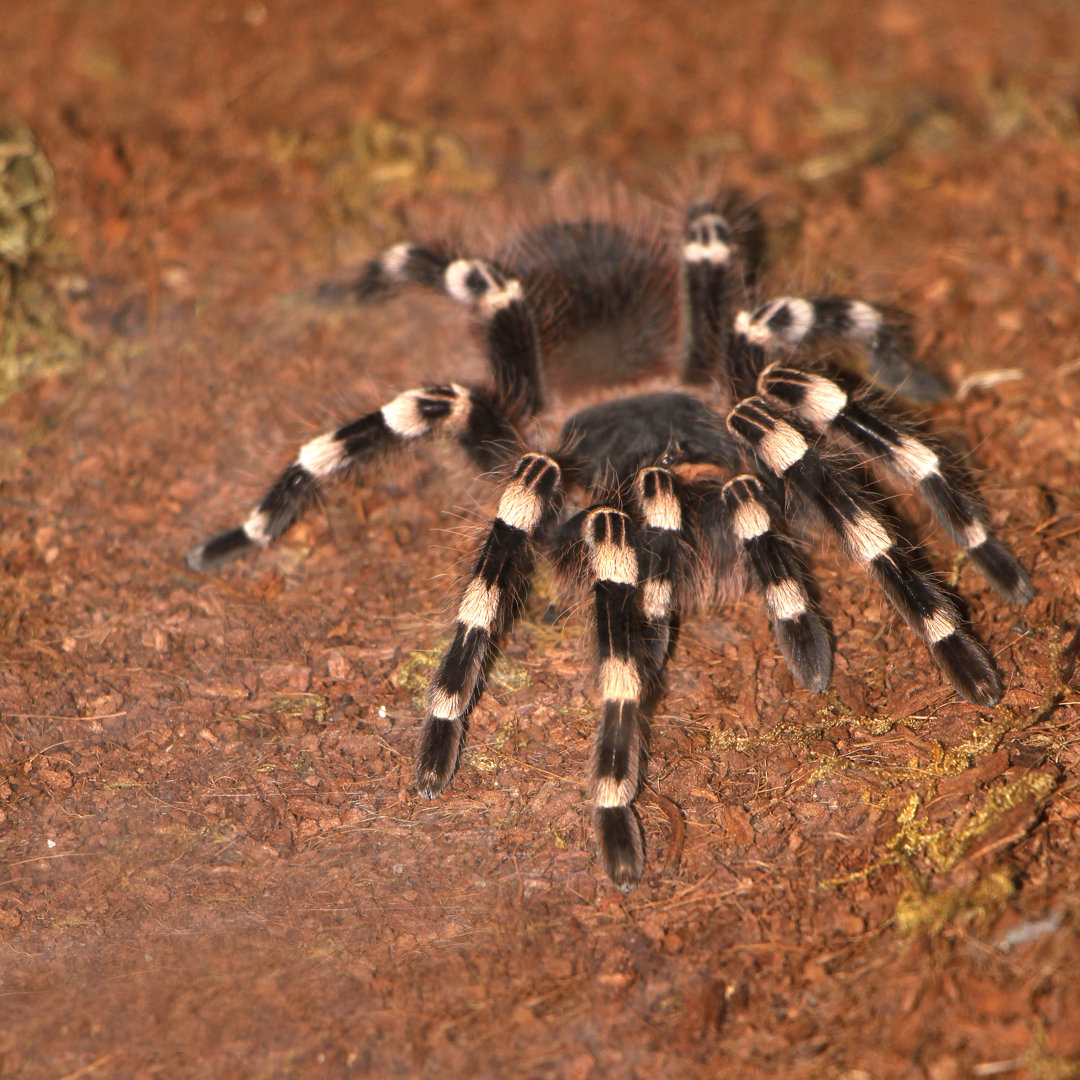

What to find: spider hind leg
left=582, top=507, right=650, bottom=889
left=681, top=191, right=765, bottom=386
left=738, top=295, right=949, bottom=400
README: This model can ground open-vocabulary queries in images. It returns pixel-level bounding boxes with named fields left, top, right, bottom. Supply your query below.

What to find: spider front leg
left=719, top=474, right=833, bottom=692
left=415, top=452, right=562, bottom=796
left=578, top=506, right=652, bottom=889
left=633, top=465, right=687, bottom=680
left=728, top=398, right=1002, bottom=705
left=757, top=363, right=1034, bottom=604
left=187, top=383, right=513, bottom=570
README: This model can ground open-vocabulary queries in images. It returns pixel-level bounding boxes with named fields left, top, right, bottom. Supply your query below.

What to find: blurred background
left=1, top=2, right=1078, bottom=1078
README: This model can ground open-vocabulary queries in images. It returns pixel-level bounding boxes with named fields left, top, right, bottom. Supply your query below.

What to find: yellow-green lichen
left=395, top=644, right=530, bottom=708
left=0, top=120, right=84, bottom=407
left=274, top=117, right=495, bottom=241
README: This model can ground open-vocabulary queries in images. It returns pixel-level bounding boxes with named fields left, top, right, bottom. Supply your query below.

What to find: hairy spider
left=187, top=191, right=1034, bottom=888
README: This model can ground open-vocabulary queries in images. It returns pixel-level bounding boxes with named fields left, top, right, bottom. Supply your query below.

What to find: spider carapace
left=188, top=192, right=1034, bottom=887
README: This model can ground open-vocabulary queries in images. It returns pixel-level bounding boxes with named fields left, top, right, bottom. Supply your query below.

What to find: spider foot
left=929, top=633, right=1003, bottom=707
left=186, top=526, right=258, bottom=571
left=966, top=536, right=1035, bottom=606
left=593, top=806, right=644, bottom=890
left=774, top=615, right=833, bottom=694
left=415, top=717, right=464, bottom=798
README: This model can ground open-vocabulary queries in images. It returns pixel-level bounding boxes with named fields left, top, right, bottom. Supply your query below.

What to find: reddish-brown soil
left=2, top=2, right=1079, bottom=1078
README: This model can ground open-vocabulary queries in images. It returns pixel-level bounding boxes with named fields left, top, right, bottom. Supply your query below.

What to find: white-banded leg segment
left=632, top=466, right=685, bottom=681
left=721, top=474, right=832, bottom=691
left=415, top=453, right=562, bottom=797
left=758, top=364, right=1034, bottom=604
left=328, top=246, right=543, bottom=418
left=735, top=296, right=948, bottom=400
left=329, top=242, right=451, bottom=301
left=187, top=384, right=507, bottom=571
left=681, top=206, right=738, bottom=385
left=442, top=258, right=543, bottom=418
left=583, top=507, right=648, bottom=888
left=727, top=396, right=1003, bottom=705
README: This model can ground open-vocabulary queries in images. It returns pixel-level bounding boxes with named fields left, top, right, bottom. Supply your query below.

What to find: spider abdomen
left=503, top=222, right=680, bottom=389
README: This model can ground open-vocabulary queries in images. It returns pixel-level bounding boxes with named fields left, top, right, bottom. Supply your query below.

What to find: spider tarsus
left=186, top=527, right=255, bottom=572
left=346, top=262, right=392, bottom=301
left=314, top=266, right=386, bottom=305
left=594, top=806, right=644, bottom=890
left=414, top=717, right=463, bottom=798
left=969, top=538, right=1036, bottom=606
left=867, top=339, right=950, bottom=402
left=930, top=633, right=1004, bottom=707
left=775, top=613, right=833, bottom=693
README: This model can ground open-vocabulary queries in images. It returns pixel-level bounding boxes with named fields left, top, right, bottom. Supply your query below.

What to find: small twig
left=54, top=1054, right=115, bottom=1080
left=6, top=712, right=127, bottom=722
left=955, top=368, right=1024, bottom=400
left=642, top=785, right=686, bottom=873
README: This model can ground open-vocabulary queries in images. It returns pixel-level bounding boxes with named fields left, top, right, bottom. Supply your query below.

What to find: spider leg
left=737, top=296, right=949, bottom=401
left=187, top=383, right=513, bottom=571
left=631, top=465, right=686, bottom=681
left=681, top=206, right=739, bottom=386
left=728, top=397, right=1003, bottom=706
left=331, top=244, right=544, bottom=418
left=681, top=193, right=763, bottom=386
left=333, top=242, right=451, bottom=299
left=415, top=452, right=562, bottom=796
left=577, top=506, right=651, bottom=889
left=441, top=257, right=545, bottom=417
left=719, top=474, right=833, bottom=691
left=757, top=364, right=1034, bottom=604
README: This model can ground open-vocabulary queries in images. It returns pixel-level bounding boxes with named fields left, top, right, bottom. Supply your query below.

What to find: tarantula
left=187, top=191, right=1033, bottom=887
